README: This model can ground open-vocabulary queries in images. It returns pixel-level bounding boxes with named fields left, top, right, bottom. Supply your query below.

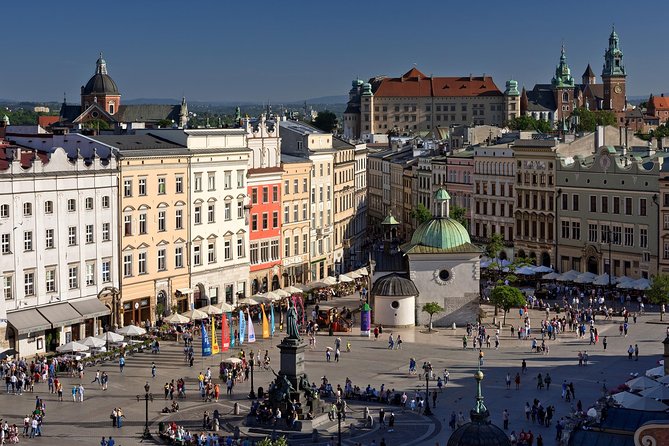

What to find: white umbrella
left=199, top=304, right=223, bottom=316
left=56, top=341, right=90, bottom=353
left=97, top=331, right=124, bottom=343
left=81, top=336, right=106, bottom=348
left=646, top=366, right=665, bottom=379
left=627, top=376, right=660, bottom=392
left=355, top=267, right=369, bottom=276
left=656, top=375, right=669, bottom=385
left=264, top=291, right=282, bottom=301
left=338, top=274, right=354, bottom=282
left=625, top=397, right=669, bottom=411
left=515, top=266, right=537, bottom=276
left=634, top=278, right=651, bottom=291
left=347, top=271, right=362, bottom=279
left=542, top=272, right=560, bottom=280
left=556, top=270, right=580, bottom=282
left=180, top=308, right=208, bottom=321
left=282, top=286, right=303, bottom=294
left=225, top=357, right=242, bottom=365
left=164, top=313, right=190, bottom=324
left=116, top=325, right=147, bottom=337
left=241, top=297, right=261, bottom=306
left=641, top=384, right=669, bottom=400
left=533, top=265, right=553, bottom=273
left=574, top=272, right=597, bottom=284
left=612, top=391, right=642, bottom=406
left=322, top=276, right=338, bottom=285
left=593, top=273, right=612, bottom=286
left=615, top=275, right=633, bottom=284
left=273, top=289, right=291, bottom=298
left=217, top=301, right=236, bottom=313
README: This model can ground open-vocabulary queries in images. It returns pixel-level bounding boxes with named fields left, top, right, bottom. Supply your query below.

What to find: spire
left=551, top=45, right=574, bottom=88
left=603, top=27, right=625, bottom=77
left=96, top=52, right=108, bottom=75
left=470, top=364, right=490, bottom=422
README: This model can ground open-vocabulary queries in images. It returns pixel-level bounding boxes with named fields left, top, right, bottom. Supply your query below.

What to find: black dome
left=447, top=417, right=511, bottom=446
left=83, top=73, right=119, bottom=95
left=371, top=273, right=418, bottom=297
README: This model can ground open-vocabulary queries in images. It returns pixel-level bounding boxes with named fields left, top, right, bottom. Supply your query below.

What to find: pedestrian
left=116, top=407, right=124, bottom=428
left=515, top=373, right=521, bottom=390
left=506, top=373, right=511, bottom=390
left=397, top=335, right=403, bottom=349
left=326, top=348, right=331, bottom=362
left=379, top=408, right=385, bottom=427
left=151, top=362, right=156, bottom=378
left=628, top=345, right=634, bottom=360
left=603, top=336, right=607, bottom=350
left=101, top=436, right=107, bottom=446
left=525, top=402, right=531, bottom=421
left=111, top=408, right=117, bottom=428
left=388, top=412, right=395, bottom=432
left=108, top=436, right=115, bottom=446
left=503, top=409, right=510, bottom=430
left=119, top=356, right=125, bottom=373
left=78, top=383, right=85, bottom=402
left=334, top=347, right=340, bottom=362
left=634, top=344, right=639, bottom=361
left=521, top=359, right=527, bottom=374
left=544, top=373, right=552, bottom=390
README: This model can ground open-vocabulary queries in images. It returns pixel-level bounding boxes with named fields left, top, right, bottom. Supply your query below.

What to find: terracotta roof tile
left=372, top=69, right=502, bottom=98
left=650, top=96, right=669, bottom=110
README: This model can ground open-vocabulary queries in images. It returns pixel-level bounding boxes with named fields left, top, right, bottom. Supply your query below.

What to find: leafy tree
left=312, top=110, right=338, bottom=133
left=647, top=274, right=669, bottom=306
left=421, top=302, right=444, bottom=332
left=410, top=203, right=432, bottom=225
left=485, top=233, right=504, bottom=259
left=507, top=115, right=552, bottom=133
left=570, top=107, right=617, bottom=132
left=490, top=285, right=526, bottom=326
left=256, top=437, right=288, bottom=446
left=450, top=204, right=469, bottom=229
left=157, top=118, right=174, bottom=128
left=83, top=119, right=110, bottom=130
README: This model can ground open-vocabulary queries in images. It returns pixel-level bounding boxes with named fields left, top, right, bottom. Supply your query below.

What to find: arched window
left=109, top=102, right=115, bottom=115
left=562, top=92, right=569, bottom=102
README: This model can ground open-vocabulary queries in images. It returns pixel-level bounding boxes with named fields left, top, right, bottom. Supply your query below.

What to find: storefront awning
left=176, top=288, right=194, bottom=295
left=37, top=303, right=84, bottom=327
left=7, top=309, right=52, bottom=335
left=70, top=298, right=110, bottom=319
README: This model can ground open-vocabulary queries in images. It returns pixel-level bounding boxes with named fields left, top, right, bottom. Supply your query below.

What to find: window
left=224, top=171, right=231, bottom=189
left=124, top=215, right=132, bottom=236
left=67, top=198, right=76, bottom=212
left=303, top=178, right=308, bottom=192
left=158, top=211, right=166, bottom=231
left=293, top=204, right=299, bottom=222
left=24, top=231, right=32, bottom=251
left=272, top=211, right=278, bottom=228
left=175, top=209, right=183, bottom=229
left=612, top=226, right=622, bottom=245
left=624, top=227, right=634, bottom=246
left=294, top=235, right=299, bottom=255
left=123, top=254, right=133, bottom=277
left=176, top=176, right=183, bottom=193
left=665, top=243, right=669, bottom=260
left=303, top=236, right=308, bottom=254
left=237, top=238, right=244, bottom=258
left=139, top=213, right=147, bottom=234
left=207, top=204, right=215, bottom=223
left=68, top=227, right=77, bottom=246
left=251, top=215, right=258, bottom=231
left=194, top=174, right=202, bottom=192
left=237, top=200, right=244, bottom=219
left=600, top=225, right=610, bottom=243
left=590, top=196, right=597, bottom=212
left=45, top=229, right=54, bottom=249
left=139, top=178, right=146, bottom=196
left=262, top=187, right=268, bottom=203
left=285, top=236, right=291, bottom=257
left=273, top=186, right=278, bottom=202
left=250, top=242, right=258, bottom=264
left=224, top=202, right=231, bottom=221
left=284, top=205, right=290, bottom=223
left=44, top=201, right=53, bottom=214
left=640, top=198, right=647, bottom=217
left=102, top=196, right=110, bottom=208
left=561, top=194, right=568, bottom=210
left=23, top=202, right=32, bottom=216
left=158, top=177, right=166, bottom=194
left=237, top=170, right=245, bottom=188
left=175, top=246, right=183, bottom=268
left=24, top=272, right=34, bottom=296
left=588, top=224, right=598, bottom=243
left=284, top=180, right=289, bottom=195
left=85, top=197, right=93, bottom=210
left=3, top=275, right=12, bottom=300
left=68, top=265, right=78, bottom=289
left=123, top=179, right=132, bottom=197
left=102, top=261, right=111, bottom=283
left=625, top=197, right=633, bottom=215
left=208, top=242, right=216, bottom=263
left=601, top=196, right=608, bottom=213
left=571, top=221, right=580, bottom=240
left=86, top=262, right=95, bottom=286
left=640, top=228, right=648, bottom=248
left=561, top=220, right=570, bottom=239
left=45, top=269, right=56, bottom=293
left=86, top=224, right=94, bottom=243
left=157, top=249, right=166, bottom=271
left=193, top=245, right=201, bottom=266
left=102, top=223, right=110, bottom=241
left=572, top=195, right=579, bottom=211
left=252, top=188, right=258, bottom=204
left=262, top=213, right=268, bottom=229
left=260, top=241, right=269, bottom=263
left=209, top=173, right=217, bottom=191
left=613, top=197, right=620, bottom=214
left=138, top=252, right=147, bottom=274
left=224, top=240, right=231, bottom=261
left=271, top=240, right=279, bottom=260
left=194, top=206, right=202, bottom=224
left=302, top=203, right=307, bottom=220
left=293, top=179, right=298, bottom=193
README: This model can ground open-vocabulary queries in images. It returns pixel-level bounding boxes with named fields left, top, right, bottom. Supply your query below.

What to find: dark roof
left=583, top=64, right=596, bottom=78
left=598, top=407, right=669, bottom=432
left=83, top=73, right=119, bottom=95
left=525, top=84, right=557, bottom=112
left=60, top=104, right=83, bottom=122
left=371, top=273, right=419, bottom=297
left=568, top=430, right=632, bottom=446
left=333, top=137, right=355, bottom=149
left=513, top=139, right=558, bottom=148
left=91, top=134, right=188, bottom=157
left=447, top=419, right=511, bottom=446
left=116, top=104, right=181, bottom=123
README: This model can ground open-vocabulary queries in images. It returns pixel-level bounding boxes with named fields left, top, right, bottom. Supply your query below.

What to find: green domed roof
left=409, top=217, right=471, bottom=251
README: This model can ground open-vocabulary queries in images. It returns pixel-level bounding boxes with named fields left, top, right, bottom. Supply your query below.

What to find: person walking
left=521, top=359, right=527, bottom=374
left=628, top=345, right=634, bottom=360
left=151, top=362, right=156, bottom=378
left=119, top=356, right=125, bottom=373
left=544, top=373, right=552, bottom=390
left=116, top=407, right=124, bottom=428
left=603, top=336, right=607, bottom=350
left=515, top=373, right=521, bottom=390
left=503, top=409, right=510, bottom=430
left=78, top=384, right=85, bottom=402
left=506, top=373, right=511, bottom=390
left=634, top=344, right=639, bottom=361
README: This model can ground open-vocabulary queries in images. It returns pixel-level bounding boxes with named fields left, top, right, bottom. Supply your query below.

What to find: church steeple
left=602, top=26, right=625, bottom=77
left=96, top=52, right=108, bottom=75
left=551, top=45, right=575, bottom=88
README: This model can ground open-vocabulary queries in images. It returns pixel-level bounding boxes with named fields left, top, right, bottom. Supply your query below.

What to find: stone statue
left=269, top=373, right=295, bottom=404
left=286, top=299, right=300, bottom=341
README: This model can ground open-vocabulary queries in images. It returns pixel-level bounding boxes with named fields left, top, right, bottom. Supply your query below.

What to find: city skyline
left=2, top=0, right=668, bottom=104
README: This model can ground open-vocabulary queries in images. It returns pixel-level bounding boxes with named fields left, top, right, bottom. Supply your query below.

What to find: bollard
left=234, top=402, right=240, bottom=415
left=452, top=322, right=456, bottom=331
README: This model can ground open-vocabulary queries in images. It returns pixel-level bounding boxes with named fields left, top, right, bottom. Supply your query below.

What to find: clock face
left=614, top=85, right=622, bottom=94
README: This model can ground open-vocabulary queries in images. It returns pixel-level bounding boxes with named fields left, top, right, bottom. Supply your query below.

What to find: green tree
left=490, top=285, right=526, bottom=326
left=83, top=119, right=110, bottom=130
left=410, top=203, right=432, bottom=225
left=450, top=204, right=469, bottom=229
left=256, top=437, right=288, bottom=446
left=421, top=302, right=444, bottom=332
left=647, top=274, right=669, bottom=307
left=507, top=115, right=552, bottom=133
left=485, top=233, right=504, bottom=259
left=571, top=107, right=617, bottom=132
left=312, top=110, right=338, bottom=132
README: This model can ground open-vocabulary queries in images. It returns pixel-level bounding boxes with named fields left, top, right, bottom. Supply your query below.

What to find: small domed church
left=58, top=54, right=188, bottom=129
left=371, top=188, right=481, bottom=327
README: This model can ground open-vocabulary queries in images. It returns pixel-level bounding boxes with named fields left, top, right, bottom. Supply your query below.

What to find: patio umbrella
left=164, top=313, right=190, bottom=324
left=656, top=375, right=669, bottom=385
left=611, top=391, right=642, bottom=406
left=56, top=341, right=90, bottom=353
left=199, top=304, right=223, bottom=316
left=634, top=278, right=651, bottom=291
left=264, top=291, right=282, bottom=301
left=592, top=273, right=612, bottom=286
left=273, top=289, right=291, bottom=298
left=514, top=266, right=537, bottom=276
left=574, top=272, right=597, bottom=284
left=81, top=336, right=106, bottom=348
left=533, top=265, right=553, bottom=273
left=626, top=376, right=660, bottom=392
left=116, top=325, right=147, bottom=337
left=355, top=267, right=369, bottom=276
left=338, top=274, right=354, bottom=282
left=96, top=331, right=124, bottom=343
left=542, top=272, right=560, bottom=280
left=242, top=297, right=261, bottom=306
left=347, top=271, right=362, bottom=279
left=556, top=270, right=580, bottom=282
left=625, top=397, right=669, bottom=411
left=641, top=384, right=669, bottom=400
left=282, top=285, right=303, bottom=294
left=645, top=366, right=665, bottom=379
left=299, top=282, right=325, bottom=292
left=180, top=308, right=208, bottom=321
left=217, top=301, right=236, bottom=313
left=322, top=276, right=338, bottom=285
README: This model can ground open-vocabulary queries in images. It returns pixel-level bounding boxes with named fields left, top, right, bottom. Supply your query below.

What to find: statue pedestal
left=278, top=338, right=306, bottom=389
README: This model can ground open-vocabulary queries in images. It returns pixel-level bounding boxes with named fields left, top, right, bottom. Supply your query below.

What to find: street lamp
left=136, top=381, right=154, bottom=439
left=248, top=351, right=256, bottom=399
left=423, top=371, right=433, bottom=416
left=336, top=401, right=343, bottom=446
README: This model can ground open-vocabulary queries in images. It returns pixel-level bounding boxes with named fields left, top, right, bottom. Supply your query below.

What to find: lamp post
left=248, top=351, right=256, bottom=399
left=336, top=401, right=343, bottom=446
left=136, top=381, right=153, bottom=439
left=423, top=371, right=433, bottom=416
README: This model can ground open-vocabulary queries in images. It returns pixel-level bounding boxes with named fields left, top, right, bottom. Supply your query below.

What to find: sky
left=2, top=0, right=667, bottom=104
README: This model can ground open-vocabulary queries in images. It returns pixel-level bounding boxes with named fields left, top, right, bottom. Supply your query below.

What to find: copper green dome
left=409, top=217, right=471, bottom=250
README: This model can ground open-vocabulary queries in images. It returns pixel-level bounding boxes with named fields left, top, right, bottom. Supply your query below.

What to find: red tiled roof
left=38, top=115, right=60, bottom=127
left=372, top=68, right=502, bottom=98
left=650, top=96, right=669, bottom=110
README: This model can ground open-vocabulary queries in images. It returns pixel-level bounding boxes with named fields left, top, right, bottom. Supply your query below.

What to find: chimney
left=595, top=125, right=605, bottom=149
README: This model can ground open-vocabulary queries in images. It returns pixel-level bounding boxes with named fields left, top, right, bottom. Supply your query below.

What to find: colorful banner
left=211, top=317, right=220, bottom=355
left=238, top=310, right=245, bottom=346
left=360, top=303, right=371, bottom=336
left=247, top=309, right=256, bottom=343
left=221, top=313, right=230, bottom=352
left=294, top=296, right=306, bottom=327
left=229, top=312, right=235, bottom=348
left=270, top=304, right=275, bottom=337
left=201, top=321, right=212, bottom=357
left=261, top=304, right=270, bottom=339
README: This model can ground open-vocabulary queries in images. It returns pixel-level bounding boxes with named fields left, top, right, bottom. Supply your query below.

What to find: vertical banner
left=270, top=304, right=275, bottom=337
left=238, top=310, right=245, bottom=346
left=360, top=303, right=371, bottom=337
left=229, top=312, right=235, bottom=348
left=261, top=304, right=270, bottom=339
left=201, top=321, right=212, bottom=357
left=221, top=313, right=230, bottom=352
left=295, top=296, right=306, bottom=327
left=247, top=309, right=256, bottom=343
left=211, top=317, right=220, bottom=355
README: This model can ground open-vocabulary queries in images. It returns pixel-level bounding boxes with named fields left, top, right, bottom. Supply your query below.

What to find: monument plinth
left=278, top=337, right=307, bottom=389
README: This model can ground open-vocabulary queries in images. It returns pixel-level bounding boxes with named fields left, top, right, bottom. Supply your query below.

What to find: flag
left=296, top=295, right=306, bottom=326
left=247, top=308, right=256, bottom=343
left=211, top=317, right=220, bottom=355
left=201, top=321, right=211, bottom=357
left=221, top=313, right=230, bottom=352
left=229, top=312, right=235, bottom=348
left=270, top=304, right=275, bottom=337
left=238, top=310, right=245, bottom=346
left=261, top=304, right=270, bottom=339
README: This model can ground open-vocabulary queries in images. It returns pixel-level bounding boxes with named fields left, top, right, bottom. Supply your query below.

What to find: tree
left=410, top=203, right=432, bottom=225
left=421, top=302, right=444, bottom=332
left=485, top=233, right=504, bottom=259
left=647, top=274, right=669, bottom=306
left=256, top=437, right=288, bottom=446
left=507, top=115, right=552, bottom=133
left=312, top=110, right=338, bottom=133
left=490, top=285, right=526, bottom=326
left=570, top=107, right=617, bottom=132
left=450, top=204, right=469, bottom=229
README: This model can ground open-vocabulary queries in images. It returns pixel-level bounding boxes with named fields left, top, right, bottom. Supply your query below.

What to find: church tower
left=551, top=45, right=575, bottom=122
left=81, top=53, right=121, bottom=115
left=503, top=80, right=520, bottom=122
left=602, top=27, right=626, bottom=115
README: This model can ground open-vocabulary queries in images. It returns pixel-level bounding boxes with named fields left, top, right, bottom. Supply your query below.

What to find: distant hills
left=123, top=95, right=348, bottom=106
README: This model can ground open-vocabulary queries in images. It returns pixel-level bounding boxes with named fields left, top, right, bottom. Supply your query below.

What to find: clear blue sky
left=2, top=0, right=666, bottom=103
